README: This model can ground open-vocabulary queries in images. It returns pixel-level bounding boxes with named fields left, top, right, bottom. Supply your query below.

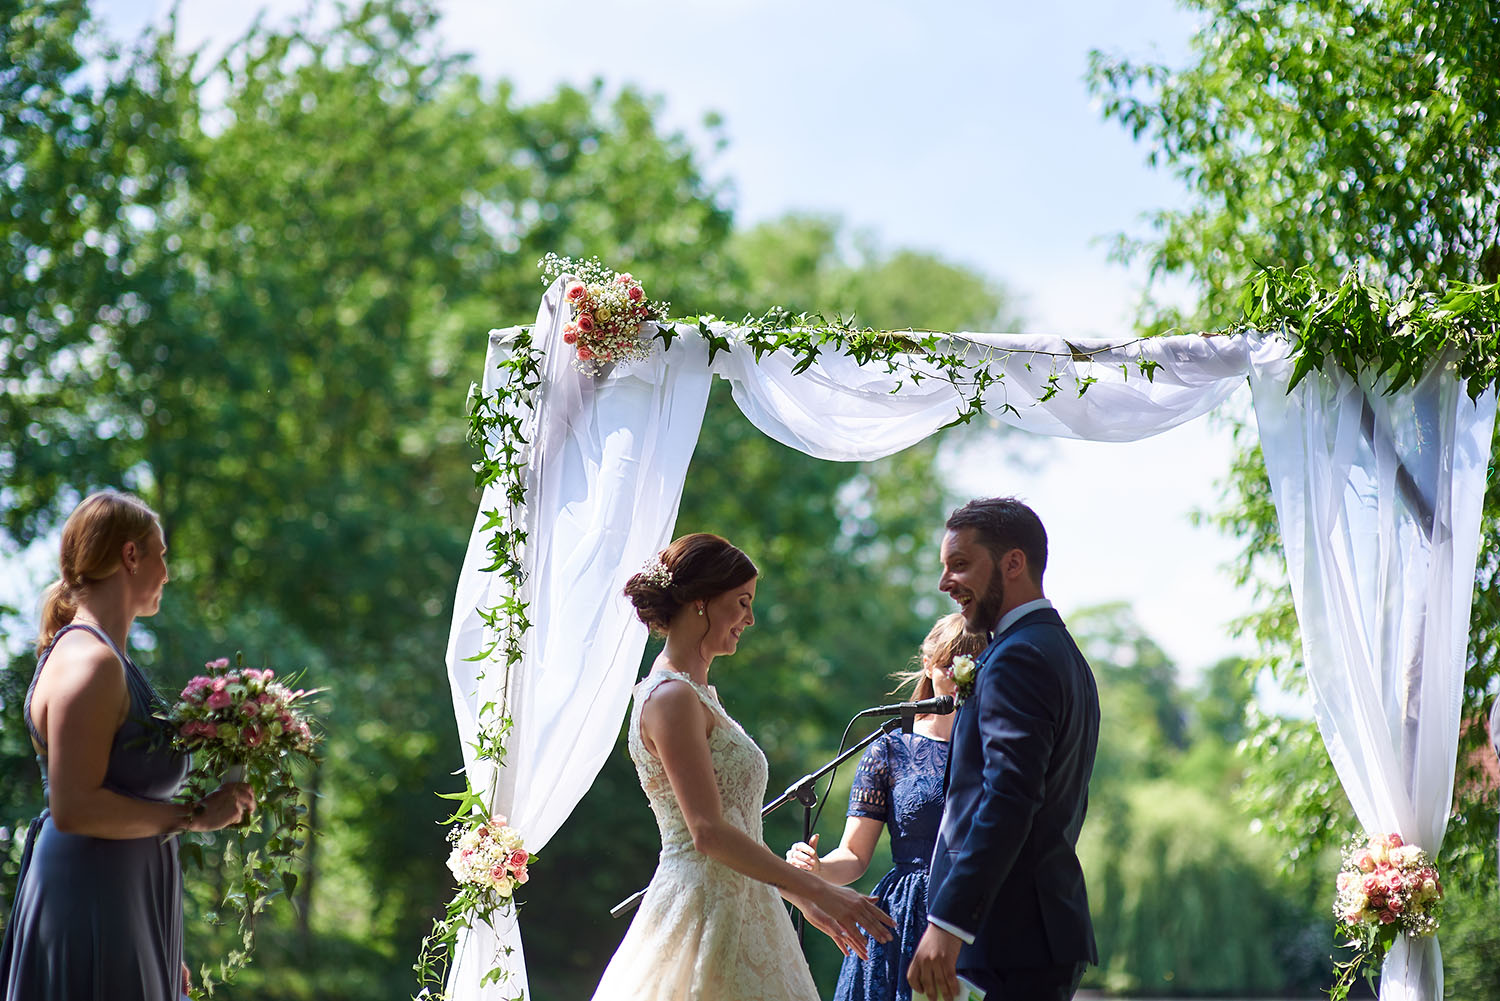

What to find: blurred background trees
left=1089, top=0, right=1500, bottom=994
left=5, top=0, right=1497, bottom=997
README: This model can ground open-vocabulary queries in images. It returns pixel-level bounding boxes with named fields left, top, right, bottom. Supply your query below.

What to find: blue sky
left=43, top=0, right=1257, bottom=677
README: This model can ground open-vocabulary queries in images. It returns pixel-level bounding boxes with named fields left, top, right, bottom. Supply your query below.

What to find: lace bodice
left=626, top=668, right=769, bottom=852
left=847, top=730, right=949, bottom=866
left=591, top=667, right=819, bottom=1001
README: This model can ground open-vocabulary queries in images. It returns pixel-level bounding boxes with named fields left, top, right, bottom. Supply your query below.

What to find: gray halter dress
left=1, top=622, right=190, bottom=1001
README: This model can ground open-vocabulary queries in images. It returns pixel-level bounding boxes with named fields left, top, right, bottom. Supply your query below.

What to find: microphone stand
left=609, top=711, right=915, bottom=940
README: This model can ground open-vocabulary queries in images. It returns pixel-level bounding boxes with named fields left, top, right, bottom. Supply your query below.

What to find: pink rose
left=239, top=702, right=258, bottom=718
left=614, top=273, right=633, bottom=285
left=179, top=723, right=197, bottom=739
left=577, top=347, right=594, bottom=361
left=1388, top=897, right=1404, bottom=913
left=1379, top=910, right=1397, bottom=924
left=1386, top=833, right=1404, bottom=848
left=575, top=312, right=594, bottom=332
left=563, top=329, right=578, bottom=345
left=242, top=724, right=264, bottom=748
left=508, top=849, right=528, bottom=870
left=565, top=281, right=586, bottom=302
left=627, top=285, right=644, bottom=301
left=490, top=864, right=506, bottom=881
left=1362, top=874, right=1382, bottom=895
left=206, top=658, right=230, bottom=670
left=207, top=690, right=233, bottom=710
left=1353, top=849, right=1374, bottom=872
left=513, top=866, right=528, bottom=885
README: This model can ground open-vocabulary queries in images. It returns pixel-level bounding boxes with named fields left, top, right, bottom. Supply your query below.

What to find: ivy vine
left=416, top=260, right=1500, bottom=998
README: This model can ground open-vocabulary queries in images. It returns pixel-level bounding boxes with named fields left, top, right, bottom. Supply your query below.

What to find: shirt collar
left=992, top=597, right=1054, bottom=638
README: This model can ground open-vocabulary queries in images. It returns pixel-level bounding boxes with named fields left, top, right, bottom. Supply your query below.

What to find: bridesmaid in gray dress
left=1, top=491, right=254, bottom=1001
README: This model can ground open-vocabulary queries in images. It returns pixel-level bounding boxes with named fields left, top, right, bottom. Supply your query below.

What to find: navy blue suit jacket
left=927, top=606, right=1100, bottom=979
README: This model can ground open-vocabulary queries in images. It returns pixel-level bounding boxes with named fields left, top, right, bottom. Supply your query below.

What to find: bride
left=591, top=533, right=894, bottom=1001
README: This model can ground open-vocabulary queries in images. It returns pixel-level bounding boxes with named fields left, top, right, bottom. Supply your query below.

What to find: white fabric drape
left=1249, top=353, right=1497, bottom=1001
left=444, top=281, right=714, bottom=998
left=445, top=304, right=1492, bottom=1001
left=710, top=328, right=1271, bottom=459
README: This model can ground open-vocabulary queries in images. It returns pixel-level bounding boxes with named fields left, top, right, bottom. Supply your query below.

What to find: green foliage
left=1235, top=267, right=1500, bottom=399
left=1074, top=610, right=1329, bottom=996
left=1092, top=0, right=1500, bottom=992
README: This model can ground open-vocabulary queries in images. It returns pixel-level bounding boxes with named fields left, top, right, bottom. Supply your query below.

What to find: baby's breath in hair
left=639, top=555, right=673, bottom=589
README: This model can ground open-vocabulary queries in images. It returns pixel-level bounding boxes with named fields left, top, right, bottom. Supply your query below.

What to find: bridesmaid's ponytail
left=34, top=490, right=159, bottom=655
left=36, top=579, right=81, bottom=656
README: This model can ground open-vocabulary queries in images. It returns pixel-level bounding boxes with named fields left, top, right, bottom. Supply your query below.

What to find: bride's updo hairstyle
left=624, top=533, right=758, bottom=635
left=36, top=490, right=160, bottom=654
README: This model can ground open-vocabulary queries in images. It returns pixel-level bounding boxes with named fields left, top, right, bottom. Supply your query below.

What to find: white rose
left=950, top=655, right=977, bottom=685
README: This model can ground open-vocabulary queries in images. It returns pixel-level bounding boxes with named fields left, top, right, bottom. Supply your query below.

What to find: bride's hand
left=793, top=881, right=894, bottom=960
left=785, top=833, right=822, bottom=876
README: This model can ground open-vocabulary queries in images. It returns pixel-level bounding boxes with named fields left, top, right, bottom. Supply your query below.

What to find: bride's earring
left=697, top=605, right=704, bottom=616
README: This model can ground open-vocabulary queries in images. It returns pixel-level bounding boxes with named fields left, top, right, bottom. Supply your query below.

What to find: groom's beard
left=972, top=574, right=1007, bottom=635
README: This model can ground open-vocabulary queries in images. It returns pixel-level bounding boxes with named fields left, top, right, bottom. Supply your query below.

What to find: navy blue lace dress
left=1, top=623, right=190, bottom=1001
left=835, top=730, right=948, bottom=1001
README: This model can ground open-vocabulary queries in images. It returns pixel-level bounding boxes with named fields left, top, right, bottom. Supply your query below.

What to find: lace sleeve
left=846, top=734, right=891, bottom=822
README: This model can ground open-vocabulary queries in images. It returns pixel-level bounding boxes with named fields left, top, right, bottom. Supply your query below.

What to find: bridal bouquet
left=1328, top=832, right=1443, bottom=1000
left=162, top=652, right=321, bottom=998
left=540, top=254, right=669, bottom=375
left=170, top=656, right=318, bottom=771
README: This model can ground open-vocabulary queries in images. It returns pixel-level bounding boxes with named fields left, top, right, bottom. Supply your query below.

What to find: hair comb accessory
left=639, top=555, right=673, bottom=589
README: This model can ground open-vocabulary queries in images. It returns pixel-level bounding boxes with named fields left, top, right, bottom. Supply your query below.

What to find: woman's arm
left=786, top=815, right=883, bottom=885
left=39, top=639, right=253, bottom=838
left=641, top=681, right=894, bottom=955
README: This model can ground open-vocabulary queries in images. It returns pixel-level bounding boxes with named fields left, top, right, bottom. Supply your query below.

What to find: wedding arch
left=434, top=265, right=1499, bottom=1001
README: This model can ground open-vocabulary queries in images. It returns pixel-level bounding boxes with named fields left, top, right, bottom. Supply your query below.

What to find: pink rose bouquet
left=1329, top=831, right=1443, bottom=1000
left=169, top=655, right=318, bottom=772
left=161, top=651, right=321, bottom=998
left=541, top=254, right=670, bottom=375
left=445, top=816, right=534, bottom=904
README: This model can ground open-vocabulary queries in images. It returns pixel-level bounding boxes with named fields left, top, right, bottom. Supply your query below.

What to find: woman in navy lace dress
left=787, top=614, right=987, bottom=1001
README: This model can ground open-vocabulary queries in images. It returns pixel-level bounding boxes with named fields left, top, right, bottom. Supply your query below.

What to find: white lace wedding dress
left=590, top=668, right=820, bottom=1001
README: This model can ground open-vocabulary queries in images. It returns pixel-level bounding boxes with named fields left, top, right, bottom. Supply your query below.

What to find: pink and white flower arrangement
left=541, top=254, right=669, bottom=375
left=169, top=655, right=318, bottom=766
left=446, top=817, right=533, bottom=903
left=1328, top=831, right=1443, bottom=1000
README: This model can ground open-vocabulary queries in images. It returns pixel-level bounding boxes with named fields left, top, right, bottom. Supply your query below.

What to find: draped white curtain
left=445, top=284, right=1494, bottom=1001
left=1249, top=353, right=1496, bottom=1001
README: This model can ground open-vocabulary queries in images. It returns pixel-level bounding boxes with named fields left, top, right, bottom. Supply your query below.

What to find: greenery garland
left=414, top=259, right=1500, bottom=999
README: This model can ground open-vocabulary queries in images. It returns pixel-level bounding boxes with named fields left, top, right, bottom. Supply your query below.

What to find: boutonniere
left=946, top=654, right=978, bottom=706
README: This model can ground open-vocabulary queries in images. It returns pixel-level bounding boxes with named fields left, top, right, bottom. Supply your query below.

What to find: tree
left=1071, top=608, right=1328, bottom=996
left=1089, top=0, right=1500, bottom=988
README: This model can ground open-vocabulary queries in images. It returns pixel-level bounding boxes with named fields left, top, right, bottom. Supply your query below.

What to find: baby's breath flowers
left=446, top=817, right=533, bottom=903
left=541, top=254, right=669, bottom=375
left=1328, top=832, right=1443, bottom=1000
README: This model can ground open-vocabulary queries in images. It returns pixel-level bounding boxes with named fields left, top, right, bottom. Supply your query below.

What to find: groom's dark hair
left=946, top=497, right=1047, bottom=583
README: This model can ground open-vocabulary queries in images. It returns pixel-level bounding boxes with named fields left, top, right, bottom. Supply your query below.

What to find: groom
left=908, top=497, right=1099, bottom=1001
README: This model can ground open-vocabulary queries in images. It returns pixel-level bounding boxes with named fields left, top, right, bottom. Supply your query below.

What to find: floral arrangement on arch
left=541, top=253, right=670, bottom=375
left=1328, top=831, right=1443, bottom=1000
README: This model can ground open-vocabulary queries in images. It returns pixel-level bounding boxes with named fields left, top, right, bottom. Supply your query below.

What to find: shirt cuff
left=928, top=915, right=975, bottom=945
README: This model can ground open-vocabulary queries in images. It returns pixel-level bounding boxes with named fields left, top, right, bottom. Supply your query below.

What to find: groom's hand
left=907, top=922, right=962, bottom=1001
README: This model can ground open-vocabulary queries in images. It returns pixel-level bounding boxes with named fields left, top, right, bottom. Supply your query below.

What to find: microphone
left=855, top=695, right=955, bottom=718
